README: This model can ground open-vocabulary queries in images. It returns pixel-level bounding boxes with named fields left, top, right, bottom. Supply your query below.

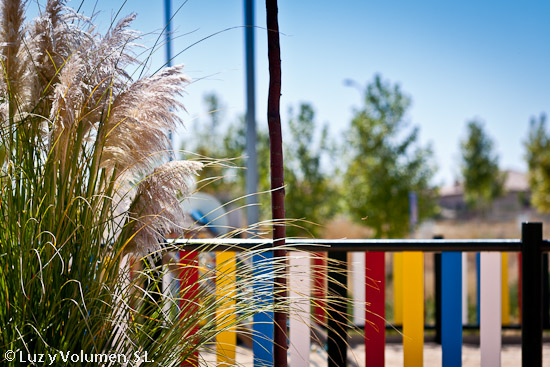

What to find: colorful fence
left=171, top=222, right=548, bottom=366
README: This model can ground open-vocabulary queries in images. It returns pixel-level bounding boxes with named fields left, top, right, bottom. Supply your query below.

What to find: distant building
left=438, top=170, right=531, bottom=219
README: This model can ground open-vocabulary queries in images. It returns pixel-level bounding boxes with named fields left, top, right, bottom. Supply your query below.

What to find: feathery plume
left=101, top=64, right=190, bottom=177
left=126, top=160, right=202, bottom=254
left=23, top=0, right=74, bottom=110
left=47, top=13, right=140, bottom=164
left=26, top=0, right=64, bottom=88
left=49, top=52, right=86, bottom=162
left=0, top=0, right=26, bottom=116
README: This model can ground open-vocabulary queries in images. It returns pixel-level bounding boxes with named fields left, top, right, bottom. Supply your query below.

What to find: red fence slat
left=365, top=251, right=385, bottom=366
left=179, top=251, right=199, bottom=367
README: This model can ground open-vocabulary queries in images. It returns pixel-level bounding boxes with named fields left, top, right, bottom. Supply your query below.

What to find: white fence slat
left=289, top=252, right=311, bottom=367
left=480, top=252, right=502, bottom=367
left=352, top=252, right=366, bottom=327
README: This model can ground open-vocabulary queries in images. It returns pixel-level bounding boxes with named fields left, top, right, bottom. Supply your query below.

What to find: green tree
left=345, top=74, right=437, bottom=238
left=460, top=119, right=504, bottom=210
left=283, top=104, right=340, bottom=237
left=525, top=113, right=550, bottom=212
left=183, top=96, right=339, bottom=236
left=225, top=103, right=340, bottom=237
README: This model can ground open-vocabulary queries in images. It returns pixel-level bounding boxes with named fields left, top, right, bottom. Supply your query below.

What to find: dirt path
left=201, top=342, right=550, bottom=366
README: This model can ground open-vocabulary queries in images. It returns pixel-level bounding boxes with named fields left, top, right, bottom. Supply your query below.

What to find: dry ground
left=201, top=342, right=550, bottom=366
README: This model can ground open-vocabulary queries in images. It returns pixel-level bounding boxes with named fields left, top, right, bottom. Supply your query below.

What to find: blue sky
left=42, top=0, right=550, bottom=185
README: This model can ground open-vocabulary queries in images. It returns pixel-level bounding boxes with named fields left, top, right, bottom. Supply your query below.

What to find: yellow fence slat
left=403, top=251, right=424, bottom=367
left=501, top=252, right=510, bottom=326
left=216, top=251, right=237, bottom=366
left=394, top=252, right=403, bottom=325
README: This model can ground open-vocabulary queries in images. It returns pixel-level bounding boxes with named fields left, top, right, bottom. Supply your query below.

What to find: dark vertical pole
left=327, top=251, right=348, bottom=367
left=164, top=0, right=172, bottom=67
left=265, top=1, right=287, bottom=366
left=164, top=0, right=173, bottom=146
left=244, top=0, right=259, bottom=227
left=434, top=235, right=443, bottom=344
left=521, top=222, right=543, bottom=367
left=543, top=253, right=549, bottom=329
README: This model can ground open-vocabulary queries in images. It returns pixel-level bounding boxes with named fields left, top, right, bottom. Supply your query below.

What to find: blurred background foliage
left=183, top=72, right=550, bottom=240
left=183, top=75, right=439, bottom=239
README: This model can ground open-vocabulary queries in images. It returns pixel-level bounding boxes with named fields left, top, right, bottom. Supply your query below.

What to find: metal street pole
left=164, top=0, right=172, bottom=68
left=245, top=0, right=259, bottom=230
left=165, top=0, right=174, bottom=151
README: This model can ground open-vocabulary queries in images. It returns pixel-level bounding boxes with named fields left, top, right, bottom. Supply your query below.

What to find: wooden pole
left=265, top=0, right=287, bottom=365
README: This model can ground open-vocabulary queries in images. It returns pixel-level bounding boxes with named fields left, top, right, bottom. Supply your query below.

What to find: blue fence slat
left=476, top=252, right=480, bottom=325
left=442, top=252, right=462, bottom=367
left=253, top=252, right=274, bottom=367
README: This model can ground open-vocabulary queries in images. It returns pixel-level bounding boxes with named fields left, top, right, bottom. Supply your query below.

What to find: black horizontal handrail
left=169, top=237, right=550, bottom=252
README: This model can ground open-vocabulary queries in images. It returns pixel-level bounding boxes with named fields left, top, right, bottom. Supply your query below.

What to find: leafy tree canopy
left=345, top=74, right=437, bottom=238
left=525, top=113, right=550, bottom=212
left=283, top=104, right=341, bottom=237
left=460, top=119, right=504, bottom=210
left=182, top=95, right=339, bottom=237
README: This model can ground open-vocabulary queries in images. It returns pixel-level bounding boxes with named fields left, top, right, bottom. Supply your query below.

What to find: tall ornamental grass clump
left=0, top=1, right=295, bottom=365
left=0, top=1, right=355, bottom=365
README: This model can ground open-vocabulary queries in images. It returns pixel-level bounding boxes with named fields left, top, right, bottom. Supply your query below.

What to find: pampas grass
left=0, top=1, right=240, bottom=365
left=127, top=160, right=203, bottom=254
left=0, top=1, right=354, bottom=365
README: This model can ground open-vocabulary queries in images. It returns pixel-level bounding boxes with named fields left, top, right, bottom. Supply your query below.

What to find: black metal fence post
left=327, top=251, right=348, bottom=367
left=543, top=253, right=549, bottom=329
left=521, top=222, right=543, bottom=367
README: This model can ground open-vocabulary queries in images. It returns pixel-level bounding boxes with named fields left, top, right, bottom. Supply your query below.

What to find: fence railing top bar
left=167, top=238, right=550, bottom=253
left=290, top=238, right=523, bottom=252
